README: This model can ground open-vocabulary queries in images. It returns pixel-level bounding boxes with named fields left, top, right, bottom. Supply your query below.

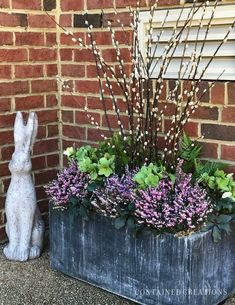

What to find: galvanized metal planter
left=50, top=207, right=235, bottom=305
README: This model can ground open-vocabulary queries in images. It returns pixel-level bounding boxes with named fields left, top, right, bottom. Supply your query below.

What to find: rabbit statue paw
left=3, top=112, right=45, bottom=262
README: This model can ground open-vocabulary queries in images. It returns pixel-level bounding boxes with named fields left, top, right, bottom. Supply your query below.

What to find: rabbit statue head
left=9, top=112, right=38, bottom=174
left=3, top=111, right=44, bottom=262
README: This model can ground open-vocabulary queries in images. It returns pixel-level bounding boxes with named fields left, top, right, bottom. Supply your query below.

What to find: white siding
left=139, top=4, right=235, bottom=80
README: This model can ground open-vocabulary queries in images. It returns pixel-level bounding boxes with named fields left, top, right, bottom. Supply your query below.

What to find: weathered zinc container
left=50, top=208, right=235, bottom=305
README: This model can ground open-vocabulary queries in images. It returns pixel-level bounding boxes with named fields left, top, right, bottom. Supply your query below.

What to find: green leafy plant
left=178, top=133, right=201, bottom=173
left=202, top=214, right=234, bottom=243
left=98, top=133, right=132, bottom=174
left=67, top=145, right=116, bottom=181
left=199, top=169, right=235, bottom=199
left=133, top=163, right=165, bottom=189
left=114, top=202, right=137, bottom=230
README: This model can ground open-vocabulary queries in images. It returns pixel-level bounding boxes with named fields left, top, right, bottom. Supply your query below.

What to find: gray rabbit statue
left=3, top=111, right=44, bottom=261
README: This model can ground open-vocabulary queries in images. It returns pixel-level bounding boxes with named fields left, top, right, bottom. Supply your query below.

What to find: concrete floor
left=0, top=241, right=234, bottom=305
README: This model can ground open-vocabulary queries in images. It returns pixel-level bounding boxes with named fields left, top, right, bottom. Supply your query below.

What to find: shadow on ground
left=0, top=238, right=234, bottom=305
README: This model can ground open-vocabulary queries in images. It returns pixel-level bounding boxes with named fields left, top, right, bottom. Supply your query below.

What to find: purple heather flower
left=134, top=161, right=213, bottom=231
left=45, top=161, right=90, bottom=207
left=92, top=168, right=137, bottom=217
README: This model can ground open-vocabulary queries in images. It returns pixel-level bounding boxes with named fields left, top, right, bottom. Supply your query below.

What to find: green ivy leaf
left=217, top=214, right=233, bottom=224
left=127, top=217, right=136, bottom=229
left=219, top=223, right=231, bottom=235
left=212, top=226, right=222, bottom=243
left=114, top=216, right=127, bottom=229
left=87, top=182, right=99, bottom=192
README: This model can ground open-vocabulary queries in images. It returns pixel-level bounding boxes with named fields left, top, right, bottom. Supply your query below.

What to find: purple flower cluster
left=45, top=161, right=90, bottom=207
left=134, top=162, right=213, bottom=231
left=92, top=169, right=136, bottom=217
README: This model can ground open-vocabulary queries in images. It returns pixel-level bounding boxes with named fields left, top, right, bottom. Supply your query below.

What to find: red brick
left=47, top=154, right=59, bottom=167
left=0, top=113, right=15, bottom=128
left=0, top=163, right=10, bottom=176
left=102, top=48, right=131, bottom=62
left=0, top=65, right=11, bottom=79
left=87, top=0, right=113, bottom=9
left=1, top=146, right=14, bottom=161
left=60, top=32, right=84, bottom=46
left=0, top=130, right=13, bottom=144
left=87, top=128, right=111, bottom=142
left=15, top=95, right=44, bottom=110
left=115, top=0, right=149, bottom=7
left=37, top=125, right=47, bottom=139
left=61, top=95, right=86, bottom=108
left=102, top=80, right=125, bottom=96
left=92, top=30, right=131, bottom=46
left=29, top=48, right=57, bottom=62
left=60, top=49, right=73, bottom=61
left=75, top=80, right=99, bottom=94
left=38, top=200, right=49, bottom=214
left=31, top=79, right=57, bottom=93
left=158, top=0, right=180, bottom=4
left=61, top=80, right=73, bottom=93
left=228, top=83, right=235, bottom=105
left=32, top=156, right=46, bottom=170
left=0, top=98, right=11, bottom=111
left=59, top=14, right=72, bottom=27
left=202, top=124, right=235, bottom=142
left=0, top=0, right=9, bottom=8
left=63, top=125, right=86, bottom=139
left=103, top=12, right=132, bottom=27
left=211, top=82, right=225, bottom=105
left=221, top=145, right=235, bottom=162
left=34, top=139, right=58, bottom=155
left=74, top=49, right=94, bottom=62
left=102, top=114, right=129, bottom=129
left=86, top=65, right=99, bottom=78
left=191, top=105, right=218, bottom=121
left=61, top=64, right=85, bottom=77
left=62, top=110, right=74, bottom=123
left=0, top=49, right=27, bottom=62
left=0, top=196, right=5, bottom=209
left=0, top=32, right=13, bottom=45
left=15, top=32, right=44, bottom=46
left=46, top=64, right=58, bottom=76
left=46, top=33, right=57, bottom=46
left=75, top=111, right=100, bottom=125
left=15, top=65, right=43, bottom=78
left=35, top=169, right=57, bottom=185
left=12, top=0, right=41, bottom=9
left=0, top=12, right=27, bottom=27
left=222, top=107, right=235, bottom=123
left=158, top=101, right=176, bottom=117
left=0, top=81, right=29, bottom=96
left=196, top=81, right=210, bottom=103
left=36, top=186, right=47, bottom=201
left=48, top=124, right=58, bottom=137
left=37, top=110, right=58, bottom=123
left=87, top=96, right=112, bottom=111
left=183, top=121, right=199, bottom=137
left=28, top=14, right=56, bottom=28
left=46, top=95, right=58, bottom=107
left=61, top=0, right=84, bottom=11
left=199, top=142, right=218, bottom=159
left=0, top=227, right=7, bottom=242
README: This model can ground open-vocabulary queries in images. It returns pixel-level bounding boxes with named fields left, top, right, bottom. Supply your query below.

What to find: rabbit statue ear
left=26, top=112, right=38, bottom=152
left=14, top=112, right=25, bottom=150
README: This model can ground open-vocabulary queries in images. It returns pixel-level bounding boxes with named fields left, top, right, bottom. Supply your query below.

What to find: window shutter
left=139, top=4, right=235, bottom=81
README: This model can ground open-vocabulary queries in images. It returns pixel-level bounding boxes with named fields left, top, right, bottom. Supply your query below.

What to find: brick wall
left=0, top=0, right=234, bottom=241
left=0, top=0, right=60, bottom=240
